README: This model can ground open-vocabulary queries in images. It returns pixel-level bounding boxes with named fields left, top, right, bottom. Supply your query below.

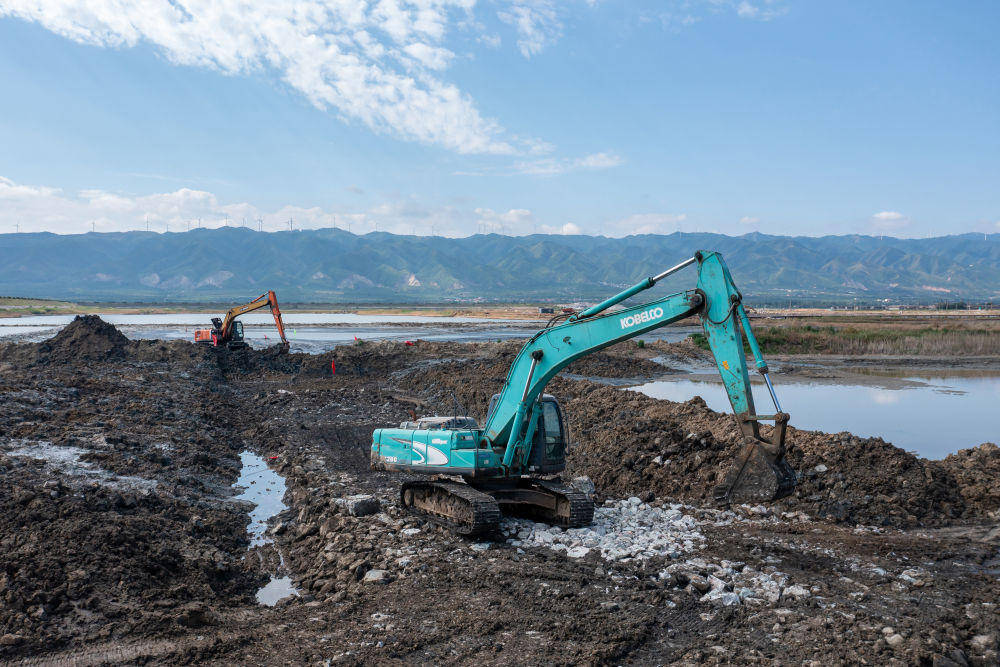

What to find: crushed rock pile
left=658, top=557, right=804, bottom=608
left=503, top=497, right=704, bottom=561
left=502, top=496, right=806, bottom=608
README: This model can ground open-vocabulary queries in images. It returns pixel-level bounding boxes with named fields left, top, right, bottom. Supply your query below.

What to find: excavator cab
left=486, top=393, right=568, bottom=474
left=527, top=397, right=569, bottom=474
left=227, top=320, right=247, bottom=349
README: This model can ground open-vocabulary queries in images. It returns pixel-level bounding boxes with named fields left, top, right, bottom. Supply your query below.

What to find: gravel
left=503, top=497, right=705, bottom=562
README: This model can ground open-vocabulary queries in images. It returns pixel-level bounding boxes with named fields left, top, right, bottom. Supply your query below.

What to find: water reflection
left=631, top=376, right=1000, bottom=459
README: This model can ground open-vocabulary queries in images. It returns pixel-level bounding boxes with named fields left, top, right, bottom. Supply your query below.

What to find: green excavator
left=371, top=251, right=796, bottom=535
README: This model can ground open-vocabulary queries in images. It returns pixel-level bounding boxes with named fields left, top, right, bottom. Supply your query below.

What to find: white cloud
left=739, top=216, right=760, bottom=225
left=515, top=151, right=625, bottom=176
left=0, top=176, right=689, bottom=240
left=477, top=33, right=501, bottom=48
left=608, top=213, right=686, bottom=236
left=0, top=0, right=791, bottom=164
left=656, top=0, right=788, bottom=30
left=474, top=207, right=535, bottom=234
left=0, top=175, right=507, bottom=237
left=735, top=1, right=788, bottom=20
left=873, top=210, right=905, bottom=221
left=871, top=210, right=910, bottom=232
left=1, top=177, right=232, bottom=232
left=402, top=42, right=455, bottom=70
left=537, top=220, right=582, bottom=234
left=0, top=176, right=59, bottom=199
left=576, top=152, right=625, bottom=169
left=0, top=0, right=532, bottom=155
left=497, top=0, right=561, bottom=58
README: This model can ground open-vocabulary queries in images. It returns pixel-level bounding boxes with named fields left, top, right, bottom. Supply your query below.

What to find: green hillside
left=1, top=228, right=998, bottom=304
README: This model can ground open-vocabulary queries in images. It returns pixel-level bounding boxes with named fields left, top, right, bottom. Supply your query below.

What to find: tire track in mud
left=6, top=609, right=267, bottom=667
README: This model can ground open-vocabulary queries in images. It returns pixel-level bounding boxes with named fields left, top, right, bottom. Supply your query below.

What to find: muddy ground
left=0, top=316, right=997, bottom=665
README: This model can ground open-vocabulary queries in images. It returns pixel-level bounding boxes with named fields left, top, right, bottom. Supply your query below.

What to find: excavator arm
left=481, top=250, right=795, bottom=504
left=216, top=290, right=289, bottom=350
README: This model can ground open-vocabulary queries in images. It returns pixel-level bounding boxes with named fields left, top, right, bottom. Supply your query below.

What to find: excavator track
left=400, top=479, right=502, bottom=537
left=533, top=480, right=594, bottom=528
left=526, top=479, right=595, bottom=528
left=487, top=478, right=595, bottom=528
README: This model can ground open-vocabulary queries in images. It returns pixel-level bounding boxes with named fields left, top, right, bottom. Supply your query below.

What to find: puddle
left=233, top=450, right=299, bottom=606
left=256, top=576, right=298, bottom=605
left=5, top=439, right=159, bottom=491
left=234, top=451, right=289, bottom=547
left=631, top=375, right=1000, bottom=459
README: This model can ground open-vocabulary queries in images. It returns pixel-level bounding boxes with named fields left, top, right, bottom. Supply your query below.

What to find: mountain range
left=1, top=228, right=998, bottom=304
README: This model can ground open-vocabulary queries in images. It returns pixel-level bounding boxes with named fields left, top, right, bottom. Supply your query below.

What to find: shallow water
left=233, top=451, right=298, bottom=606
left=5, top=439, right=159, bottom=491
left=0, top=312, right=520, bottom=326
left=631, top=375, right=1000, bottom=459
left=0, top=313, right=699, bottom=351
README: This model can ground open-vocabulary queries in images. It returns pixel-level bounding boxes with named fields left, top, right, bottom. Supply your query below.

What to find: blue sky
left=0, top=0, right=997, bottom=237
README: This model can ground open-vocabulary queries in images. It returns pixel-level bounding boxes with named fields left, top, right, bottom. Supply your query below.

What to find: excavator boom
left=480, top=250, right=793, bottom=502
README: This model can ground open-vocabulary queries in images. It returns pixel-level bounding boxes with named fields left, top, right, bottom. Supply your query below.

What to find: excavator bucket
left=713, top=440, right=797, bottom=505
left=713, top=409, right=796, bottom=505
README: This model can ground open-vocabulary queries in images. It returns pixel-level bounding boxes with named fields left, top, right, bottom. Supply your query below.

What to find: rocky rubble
left=504, top=497, right=705, bottom=561
left=503, top=497, right=814, bottom=609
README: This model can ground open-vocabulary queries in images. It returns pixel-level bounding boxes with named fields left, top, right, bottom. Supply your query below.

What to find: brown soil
left=0, top=318, right=997, bottom=665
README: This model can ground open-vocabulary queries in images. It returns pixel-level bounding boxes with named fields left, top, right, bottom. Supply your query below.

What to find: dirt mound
left=128, top=338, right=216, bottom=367
left=560, top=381, right=985, bottom=526
left=784, top=429, right=966, bottom=525
left=0, top=315, right=136, bottom=367
left=938, top=442, right=1000, bottom=518
left=38, top=315, right=130, bottom=363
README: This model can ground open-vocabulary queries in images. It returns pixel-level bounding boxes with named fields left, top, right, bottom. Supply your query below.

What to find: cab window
left=541, top=401, right=564, bottom=458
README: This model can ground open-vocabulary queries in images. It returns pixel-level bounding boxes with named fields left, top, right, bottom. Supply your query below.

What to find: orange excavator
left=194, top=290, right=289, bottom=352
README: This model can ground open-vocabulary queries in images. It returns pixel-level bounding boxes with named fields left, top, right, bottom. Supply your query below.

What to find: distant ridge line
left=0, top=228, right=997, bottom=304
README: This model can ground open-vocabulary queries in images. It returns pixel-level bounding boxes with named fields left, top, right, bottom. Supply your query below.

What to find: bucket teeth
left=713, top=441, right=797, bottom=506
